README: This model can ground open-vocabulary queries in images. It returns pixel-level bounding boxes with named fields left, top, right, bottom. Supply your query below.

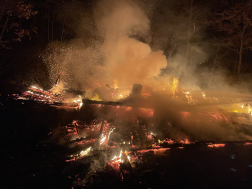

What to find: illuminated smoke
left=44, top=0, right=168, bottom=91
left=42, top=0, right=252, bottom=142
left=95, top=0, right=167, bottom=88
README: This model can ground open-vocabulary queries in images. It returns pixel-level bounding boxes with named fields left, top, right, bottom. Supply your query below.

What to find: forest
left=1, top=0, right=252, bottom=93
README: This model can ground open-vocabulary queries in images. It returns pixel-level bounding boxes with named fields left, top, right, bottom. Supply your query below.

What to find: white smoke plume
left=43, top=0, right=252, bottom=142
left=44, top=0, right=168, bottom=91
left=94, top=0, right=168, bottom=89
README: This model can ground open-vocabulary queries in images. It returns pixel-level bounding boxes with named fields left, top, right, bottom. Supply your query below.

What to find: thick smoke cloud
left=95, top=0, right=168, bottom=89
left=44, top=0, right=252, bottom=141
left=45, top=0, right=168, bottom=91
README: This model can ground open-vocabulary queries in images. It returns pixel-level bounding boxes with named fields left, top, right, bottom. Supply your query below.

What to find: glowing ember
left=100, top=134, right=107, bottom=145
left=110, top=150, right=123, bottom=164
left=159, top=139, right=174, bottom=144
left=73, top=95, right=83, bottom=108
left=231, top=103, right=252, bottom=115
left=201, top=92, right=206, bottom=99
left=137, top=148, right=170, bottom=153
left=77, top=139, right=97, bottom=145
left=169, top=77, right=179, bottom=98
left=147, top=134, right=153, bottom=139
left=127, top=155, right=130, bottom=162
left=181, top=111, right=190, bottom=117
left=89, top=93, right=102, bottom=101
left=207, top=143, right=225, bottom=148
left=113, top=79, right=118, bottom=89
left=21, top=85, right=58, bottom=104
left=181, top=139, right=190, bottom=144
left=183, top=91, right=195, bottom=105
left=80, top=147, right=91, bottom=156
left=100, top=125, right=115, bottom=146
left=244, top=142, right=252, bottom=145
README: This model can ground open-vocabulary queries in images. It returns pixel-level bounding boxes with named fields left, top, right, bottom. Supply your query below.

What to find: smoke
left=44, top=0, right=168, bottom=91
left=42, top=0, right=252, bottom=141
left=44, top=40, right=104, bottom=90
left=43, top=0, right=252, bottom=93
left=93, top=0, right=168, bottom=89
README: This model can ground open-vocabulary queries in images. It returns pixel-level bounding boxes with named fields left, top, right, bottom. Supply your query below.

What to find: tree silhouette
left=0, top=0, right=37, bottom=49
left=211, top=0, right=252, bottom=74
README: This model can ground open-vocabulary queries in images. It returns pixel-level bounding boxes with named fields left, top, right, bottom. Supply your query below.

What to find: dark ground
left=1, top=97, right=252, bottom=189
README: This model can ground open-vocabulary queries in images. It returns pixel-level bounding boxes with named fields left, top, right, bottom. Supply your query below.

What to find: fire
left=158, top=139, right=174, bottom=144
left=137, top=148, right=170, bottom=153
left=17, top=84, right=85, bottom=109
left=181, top=111, right=190, bottom=117
left=244, top=142, right=252, bottom=145
left=80, top=147, right=91, bottom=156
left=169, top=77, right=179, bottom=98
left=90, top=93, right=102, bottom=101
left=147, top=134, right=153, bottom=139
left=139, top=108, right=154, bottom=117
left=20, top=85, right=58, bottom=104
left=73, top=95, right=83, bottom=108
left=100, top=126, right=115, bottom=146
left=181, top=139, right=190, bottom=144
left=113, top=89, right=131, bottom=100
left=108, top=128, right=115, bottom=138
left=100, top=134, right=107, bottom=145
left=50, top=82, right=64, bottom=95
left=113, top=79, right=118, bottom=89
left=183, top=91, right=195, bottom=105
left=110, top=150, right=123, bottom=164
left=77, top=139, right=97, bottom=145
left=79, top=101, right=83, bottom=107
left=201, top=92, right=206, bottom=99
left=66, top=146, right=92, bottom=162
left=232, top=103, right=252, bottom=115
left=248, top=107, right=252, bottom=115
left=31, top=85, right=42, bottom=91
left=127, top=154, right=130, bottom=162
left=207, top=143, right=225, bottom=148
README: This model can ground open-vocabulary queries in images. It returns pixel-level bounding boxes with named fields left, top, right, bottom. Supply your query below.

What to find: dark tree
left=0, top=0, right=37, bottom=49
left=211, top=0, right=252, bottom=74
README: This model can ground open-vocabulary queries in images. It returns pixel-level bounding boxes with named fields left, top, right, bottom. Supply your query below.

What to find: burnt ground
left=1, top=97, right=252, bottom=189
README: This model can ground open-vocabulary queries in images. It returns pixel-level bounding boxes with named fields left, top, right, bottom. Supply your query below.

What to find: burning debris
left=4, top=14, right=252, bottom=186
left=3, top=82, right=252, bottom=189
left=12, top=83, right=84, bottom=109
left=3, top=0, right=252, bottom=188
left=207, top=143, right=226, bottom=148
left=6, top=78, right=252, bottom=147
left=19, top=85, right=58, bottom=104
left=244, top=142, right=252, bottom=145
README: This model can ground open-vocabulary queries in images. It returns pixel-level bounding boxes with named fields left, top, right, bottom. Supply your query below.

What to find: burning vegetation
left=2, top=0, right=252, bottom=188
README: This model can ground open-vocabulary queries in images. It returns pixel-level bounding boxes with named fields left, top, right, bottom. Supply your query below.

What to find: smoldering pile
left=50, top=107, right=252, bottom=188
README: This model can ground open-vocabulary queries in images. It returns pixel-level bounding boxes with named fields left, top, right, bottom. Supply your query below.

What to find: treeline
left=1, top=0, right=252, bottom=91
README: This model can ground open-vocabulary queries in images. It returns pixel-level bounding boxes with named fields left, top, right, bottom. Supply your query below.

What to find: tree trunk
left=61, top=17, right=65, bottom=43
left=0, top=13, right=9, bottom=41
left=48, top=16, right=50, bottom=43
left=186, top=0, right=193, bottom=66
left=51, top=14, right=54, bottom=41
left=237, top=25, right=246, bottom=75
